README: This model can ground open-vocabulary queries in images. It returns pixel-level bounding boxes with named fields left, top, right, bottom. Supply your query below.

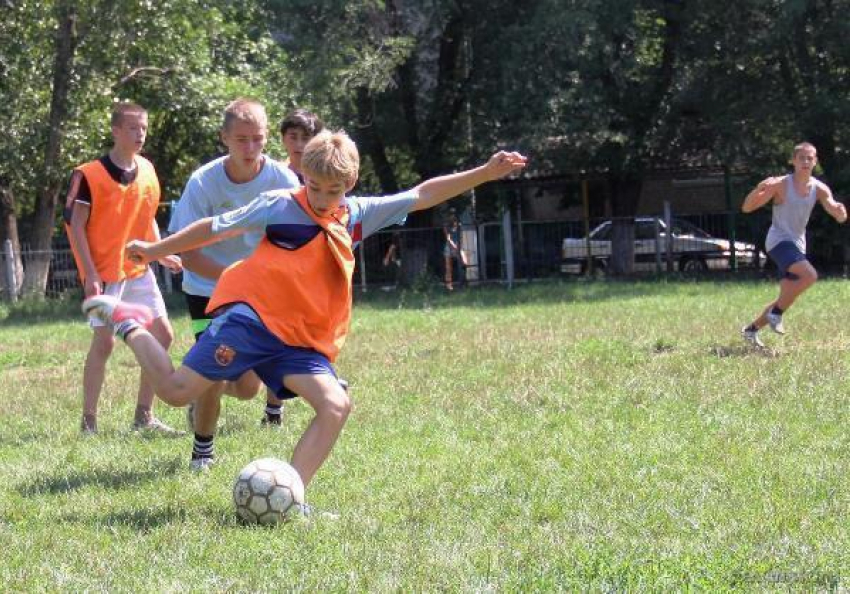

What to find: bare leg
left=123, top=329, right=213, bottom=406
left=81, top=327, right=115, bottom=429
left=266, top=388, right=284, bottom=410
left=750, top=261, right=817, bottom=329
left=193, top=382, right=225, bottom=436
left=285, top=374, right=351, bottom=487
left=134, top=315, right=174, bottom=423
left=223, top=370, right=262, bottom=400
left=445, top=255, right=453, bottom=290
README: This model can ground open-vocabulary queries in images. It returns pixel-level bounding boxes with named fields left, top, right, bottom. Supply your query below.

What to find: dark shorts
left=182, top=309, right=336, bottom=400
left=185, top=293, right=212, bottom=340
left=768, top=241, right=807, bottom=280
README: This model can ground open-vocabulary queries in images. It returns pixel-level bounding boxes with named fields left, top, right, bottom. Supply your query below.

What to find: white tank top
left=765, top=175, right=817, bottom=253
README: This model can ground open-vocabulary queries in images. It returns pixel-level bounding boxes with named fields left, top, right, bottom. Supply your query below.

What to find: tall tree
left=23, top=1, right=78, bottom=294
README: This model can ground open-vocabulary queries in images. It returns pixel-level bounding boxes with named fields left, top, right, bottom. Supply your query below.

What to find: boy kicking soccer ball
left=83, top=130, right=526, bottom=506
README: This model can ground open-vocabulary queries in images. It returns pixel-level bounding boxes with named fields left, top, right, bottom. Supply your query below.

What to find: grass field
left=1, top=279, right=848, bottom=590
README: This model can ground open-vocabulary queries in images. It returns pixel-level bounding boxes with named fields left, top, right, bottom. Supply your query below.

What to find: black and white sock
left=264, top=404, right=282, bottom=422
left=115, top=319, right=142, bottom=341
left=192, top=433, right=214, bottom=460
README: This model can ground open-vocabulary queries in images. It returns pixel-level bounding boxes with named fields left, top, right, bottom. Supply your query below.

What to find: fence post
left=724, top=165, right=737, bottom=270
left=4, top=239, right=17, bottom=303
left=477, top=223, right=488, bottom=281
left=582, top=179, right=593, bottom=276
left=664, top=201, right=673, bottom=273
left=654, top=218, right=662, bottom=275
left=502, top=206, right=514, bottom=288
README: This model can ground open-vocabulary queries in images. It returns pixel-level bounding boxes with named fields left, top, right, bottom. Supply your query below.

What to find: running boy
left=741, top=141, right=846, bottom=347
left=83, top=130, right=526, bottom=501
left=168, top=99, right=302, bottom=468
left=64, top=102, right=182, bottom=435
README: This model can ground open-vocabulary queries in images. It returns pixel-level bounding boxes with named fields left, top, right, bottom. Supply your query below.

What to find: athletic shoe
left=766, top=312, right=785, bottom=335
left=132, top=417, right=185, bottom=437
left=82, top=294, right=153, bottom=338
left=292, top=503, right=339, bottom=521
left=80, top=416, right=98, bottom=436
left=741, top=326, right=765, bottom=348
left=190, top=456, right=215, bottom=472
left=260, top=413, right=282, bottom=427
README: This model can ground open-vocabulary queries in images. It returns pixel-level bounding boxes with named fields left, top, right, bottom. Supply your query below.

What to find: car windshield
left=670, top=219, right=712, bottom=238
left=588, top=219, right=714, bottom=240
left=589, top=222, right=612, bottom=240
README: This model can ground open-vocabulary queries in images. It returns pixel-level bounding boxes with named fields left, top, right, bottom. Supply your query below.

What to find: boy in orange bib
left=65, top=102, right=181, bottom=435
left=83, top=130, right=526, bottom=509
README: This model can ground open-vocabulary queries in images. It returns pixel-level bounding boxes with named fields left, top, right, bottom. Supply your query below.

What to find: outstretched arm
left=410, top=151, right=527, bottom=212
left=741, top=177, right=783, bottom=213
left=127, top=218, right=245, bottom=264
left=816, top=183, right=847, bottom=223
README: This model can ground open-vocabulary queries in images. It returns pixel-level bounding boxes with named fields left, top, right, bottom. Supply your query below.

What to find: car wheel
left=581, top=259, right=607, bottom=278
left=680, top=257, right=708, bottom=274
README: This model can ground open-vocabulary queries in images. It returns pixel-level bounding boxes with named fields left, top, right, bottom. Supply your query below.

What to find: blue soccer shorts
left=767, top=241, right=807, bottom=280
left=182, top=307, right=336, bottom=399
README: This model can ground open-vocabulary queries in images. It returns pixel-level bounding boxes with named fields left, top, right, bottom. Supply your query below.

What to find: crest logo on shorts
left=214, top=344, right=236, bottom=366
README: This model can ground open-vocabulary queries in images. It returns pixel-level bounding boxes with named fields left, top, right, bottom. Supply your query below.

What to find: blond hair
left=301, top=130, right=360, bottom=184
left=792, top=141, right=817, bottom=158
left=222, top=98, right=268, bottom=131
left=111, top=102, right=147, bottom=127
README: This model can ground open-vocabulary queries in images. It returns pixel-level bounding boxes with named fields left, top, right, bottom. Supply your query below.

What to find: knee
left=152, top=320, right=175, bottom=349
left=89, top=333, right=115, bottom=359
left=807, top=269, right=818, bottom=285
left=227, top=376, right=261, bottom=400
left=230, top=385, right=258, bottom=400
left=318, top=389, right=352, bottom=425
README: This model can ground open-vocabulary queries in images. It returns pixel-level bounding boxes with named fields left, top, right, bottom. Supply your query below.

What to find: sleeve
left=62, top=171, right=90, bottom=224
left=168, top=176, right=208, bottom=235
left=211, top=193, right=277, bottom=235
left=349, top=189, right=419, bottom=241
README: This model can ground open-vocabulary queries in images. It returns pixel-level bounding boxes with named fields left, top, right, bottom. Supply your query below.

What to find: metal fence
left=0, top=206, right=784, bottom=302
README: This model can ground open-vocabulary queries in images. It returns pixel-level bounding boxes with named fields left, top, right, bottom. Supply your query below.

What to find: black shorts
left=184, top=293, right=212, bottom=341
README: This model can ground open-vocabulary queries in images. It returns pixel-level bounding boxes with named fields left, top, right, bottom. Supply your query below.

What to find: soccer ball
left=232, top=458, right=305, bottom=525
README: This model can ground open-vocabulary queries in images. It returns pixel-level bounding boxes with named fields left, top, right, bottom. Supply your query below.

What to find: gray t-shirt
left=168, top=156, right=299, bottom=296
left=765, top=175, right=817, bottom=253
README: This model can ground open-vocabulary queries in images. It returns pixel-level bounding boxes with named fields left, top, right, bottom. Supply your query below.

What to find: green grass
left=1, top=279, right=848, bottom=590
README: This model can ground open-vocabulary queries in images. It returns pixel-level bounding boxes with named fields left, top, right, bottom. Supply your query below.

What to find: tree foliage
left=2, top=0, right=850, bottom=288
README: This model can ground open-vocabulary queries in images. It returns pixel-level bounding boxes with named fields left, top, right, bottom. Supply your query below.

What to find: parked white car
left=561, top=217, right=764, bottom=274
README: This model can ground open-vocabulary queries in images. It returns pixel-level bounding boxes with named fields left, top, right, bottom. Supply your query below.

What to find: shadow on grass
left=0, top=427, right=49, bottom=447
left=97, top=506, right=190, bottom=531
left=710, top=344, right=779, bottom=358
left=17, top=458, right=184, bottom=497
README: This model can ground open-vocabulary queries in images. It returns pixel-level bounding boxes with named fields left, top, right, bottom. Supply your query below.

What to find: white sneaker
left=133, top=417, right=185, bottom=437
left=766, top=312, right=785, bottom=334
left=82, top=295, right=154, bottom=337
left=190, top=456, right=215, bottom=472
left=292, top=503, right=339, bottom=521
left=742, top=326, right=765, bottom=348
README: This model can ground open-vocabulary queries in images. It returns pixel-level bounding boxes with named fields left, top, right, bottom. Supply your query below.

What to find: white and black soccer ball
left=233, top=458, right=305, bottom=525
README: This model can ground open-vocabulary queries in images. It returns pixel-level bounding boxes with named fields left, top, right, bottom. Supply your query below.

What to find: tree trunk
left=0, top=181, right=23, bottom=299
left=21, top=1, right=77, bottom=296
left=607, top=172, right=642, bottom=276
left=355, top=88, right=399, bottom=194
